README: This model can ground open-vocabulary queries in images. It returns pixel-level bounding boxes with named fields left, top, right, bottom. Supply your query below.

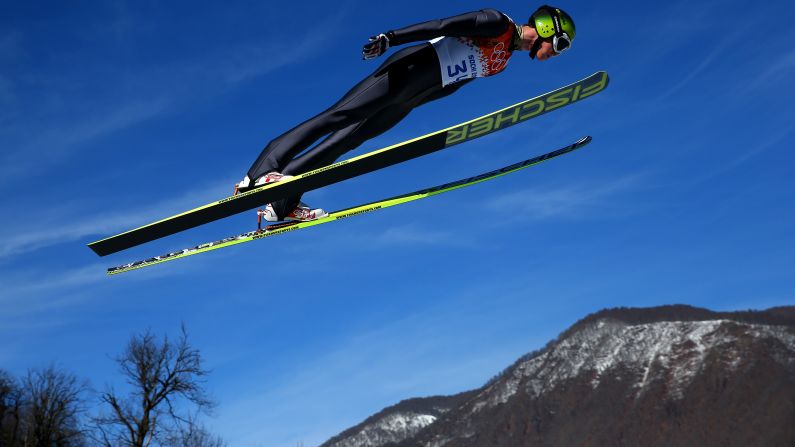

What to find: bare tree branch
left=0, top=369, right=24, bottom=446
left=20, top=365, right=88, bottom=446
left=93, top=325, right=219, bottom=447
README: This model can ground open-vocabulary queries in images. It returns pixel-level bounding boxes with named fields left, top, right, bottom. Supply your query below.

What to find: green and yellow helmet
left=529, top=5, right=576, bottom=57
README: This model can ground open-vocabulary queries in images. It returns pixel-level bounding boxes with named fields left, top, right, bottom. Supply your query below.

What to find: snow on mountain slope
left=320, top=306, right=795, bottom=447
left=472, top=319, right=795, bottom=412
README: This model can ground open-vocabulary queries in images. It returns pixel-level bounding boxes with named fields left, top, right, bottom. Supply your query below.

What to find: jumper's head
left=528, top=5, right=576, bottom=60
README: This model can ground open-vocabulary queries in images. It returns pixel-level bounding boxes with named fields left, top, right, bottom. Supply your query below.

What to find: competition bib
left=430, top=21, right=516, bottom=87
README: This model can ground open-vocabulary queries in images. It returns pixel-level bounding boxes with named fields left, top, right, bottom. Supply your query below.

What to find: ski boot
left=234, top=172, right=294, bottom=195
left=258, top=202, right=328, bottom=224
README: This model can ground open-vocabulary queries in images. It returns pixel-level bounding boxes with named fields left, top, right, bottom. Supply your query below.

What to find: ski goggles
left=550, top=33, right=572, bottom=54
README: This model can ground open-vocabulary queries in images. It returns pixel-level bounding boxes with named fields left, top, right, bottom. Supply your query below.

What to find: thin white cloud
left=273, top=219, right=479, bottom=260
left=745, top=50, right=795, bottom=92
left=600, top=0, right=728, bottom=79
left=370, top=223, right=471, bottom=248
left=0, top=264, right=108, bottom=323
left=0, top=178, right=230, bottom=258
left=674, top=124, right=795, bottom=188
left=485, top=174, right=646, bottom=223
left=0, top=10, right=349, bottom=185
left=655, top=28, right=743, bottom=102
left=0, top=258, right=183, bottom=322
left=0, top=98, right=171, bottom=181
left=0, top=264, right=102, bottom=300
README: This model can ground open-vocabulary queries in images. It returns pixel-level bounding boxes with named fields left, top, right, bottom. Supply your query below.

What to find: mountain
left=320, top=393, right=476, bottom=447
left=320, top=305, right=795, bottom=447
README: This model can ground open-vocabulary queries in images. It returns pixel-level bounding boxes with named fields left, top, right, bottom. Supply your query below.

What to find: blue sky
left=1, top=0, right=794, bottom=445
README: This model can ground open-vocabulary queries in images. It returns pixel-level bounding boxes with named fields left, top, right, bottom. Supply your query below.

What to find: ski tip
left=575, top=135, right=592, bottom=147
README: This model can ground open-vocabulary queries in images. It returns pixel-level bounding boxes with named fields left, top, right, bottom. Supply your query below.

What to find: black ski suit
left=247, top=9, right=517, bottom=219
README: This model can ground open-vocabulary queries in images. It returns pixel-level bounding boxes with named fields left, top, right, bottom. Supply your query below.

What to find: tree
left=94, top=326, right=217, bottom=447
left=0, top=369, right=23, bottom=446
left=20, top=365, right=88, bottom=446
left=162, top=415, right=226, bottom=447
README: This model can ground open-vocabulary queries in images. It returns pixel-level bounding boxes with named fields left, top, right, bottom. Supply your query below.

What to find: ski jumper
left=248, top=9, right=520, bottom=219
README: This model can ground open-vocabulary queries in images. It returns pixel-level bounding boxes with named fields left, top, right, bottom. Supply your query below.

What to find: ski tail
left=106, top=136, right=592, bottom=275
